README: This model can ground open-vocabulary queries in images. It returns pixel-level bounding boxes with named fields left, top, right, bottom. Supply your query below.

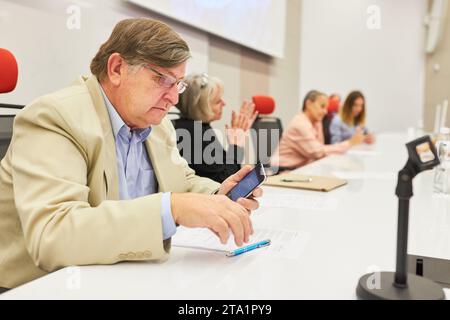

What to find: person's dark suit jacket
left=173, top=118, right=244, bottom=183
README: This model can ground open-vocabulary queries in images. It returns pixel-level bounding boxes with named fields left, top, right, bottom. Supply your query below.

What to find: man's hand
left=217, top=165, right=263, bottom=212
left=171, top=193, right=253, bottom=246
left=171, top=166, right=263, bottom=246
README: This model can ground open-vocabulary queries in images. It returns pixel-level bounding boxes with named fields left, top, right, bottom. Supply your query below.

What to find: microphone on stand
left=356, top=135, right=445, bottom=300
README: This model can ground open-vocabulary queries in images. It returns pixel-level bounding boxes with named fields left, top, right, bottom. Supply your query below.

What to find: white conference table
left=2, top=133, right=450, bottom=300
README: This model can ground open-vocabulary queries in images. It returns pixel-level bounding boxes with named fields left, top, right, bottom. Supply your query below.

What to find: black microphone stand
left=356, top=136, right=445, bottom=300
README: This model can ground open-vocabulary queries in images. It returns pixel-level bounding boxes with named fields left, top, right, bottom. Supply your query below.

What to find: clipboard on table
left=264, top=173, right=347, bottom=192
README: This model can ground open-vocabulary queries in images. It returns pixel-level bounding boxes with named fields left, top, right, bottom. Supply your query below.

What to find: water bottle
left=433, top=127, right=450, bottom=194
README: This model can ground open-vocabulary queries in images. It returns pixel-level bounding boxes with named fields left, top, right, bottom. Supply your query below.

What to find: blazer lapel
left=145, top=121, right=190, bottom=194
left=84, top=75, right=119, bottom=200
left=145, top=137, right=169, bottom=193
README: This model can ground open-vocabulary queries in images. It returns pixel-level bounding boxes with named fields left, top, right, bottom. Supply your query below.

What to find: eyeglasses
left=142, top=64, right=188, bottom=94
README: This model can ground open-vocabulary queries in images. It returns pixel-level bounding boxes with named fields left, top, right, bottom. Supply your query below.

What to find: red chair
left=0, top=48, right=22, bottom=109
left=0, top=48, right=18, bottom=94
left=323, top=95, right=341, bottom=145
left=253, top=95, right=276, bottom=115
left=251, top=95, right=283, bottom=166
left=327, top=96, right=340, bottom=114
left=0, top=48, right=21, bottom=159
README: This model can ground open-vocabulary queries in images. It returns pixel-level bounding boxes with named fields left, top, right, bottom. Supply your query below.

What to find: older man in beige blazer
left=0, top=18, right=261, bottom=290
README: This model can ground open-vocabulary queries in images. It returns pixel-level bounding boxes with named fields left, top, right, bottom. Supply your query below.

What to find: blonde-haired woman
left=329, top=91, right=375, bottom=145
left=174, top=73, right=257, bottom=183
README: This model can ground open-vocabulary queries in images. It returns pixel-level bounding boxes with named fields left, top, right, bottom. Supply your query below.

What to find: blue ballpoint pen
left=226, top=239, right=271, bottom=257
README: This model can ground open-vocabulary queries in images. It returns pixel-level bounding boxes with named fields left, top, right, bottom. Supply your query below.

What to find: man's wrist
left=161, top=192, right=177, bottom=239
left=170, top=193, right=179, bottom=224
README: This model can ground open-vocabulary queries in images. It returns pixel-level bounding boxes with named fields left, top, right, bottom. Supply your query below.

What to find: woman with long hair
left=329, top=91, right=375, bottom=144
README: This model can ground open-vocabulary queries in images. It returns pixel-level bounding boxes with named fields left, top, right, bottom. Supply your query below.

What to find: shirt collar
left=100, top=85, right=151, bottom=143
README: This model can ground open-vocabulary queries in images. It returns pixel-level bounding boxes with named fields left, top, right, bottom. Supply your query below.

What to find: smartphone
left=226, top=163, right=267, bottom=201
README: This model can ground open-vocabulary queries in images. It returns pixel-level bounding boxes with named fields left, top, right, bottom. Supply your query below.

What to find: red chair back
left=0, top=48, right=18, bottom=94
left=252, top=95, right=275, bottom=115
left=327, top=96, right=340, bottom=114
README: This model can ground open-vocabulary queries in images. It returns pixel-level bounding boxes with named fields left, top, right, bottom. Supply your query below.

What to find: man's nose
left=166, top=85, right=179, bottom=105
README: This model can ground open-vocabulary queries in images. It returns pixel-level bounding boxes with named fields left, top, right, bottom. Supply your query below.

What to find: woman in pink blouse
left=271, top=90, right=365, bottom=169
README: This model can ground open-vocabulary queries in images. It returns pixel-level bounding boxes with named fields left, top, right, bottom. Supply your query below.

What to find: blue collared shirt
left=100, top=86, right=176, bottom=240
left=329, top=115, right=368, bottom=144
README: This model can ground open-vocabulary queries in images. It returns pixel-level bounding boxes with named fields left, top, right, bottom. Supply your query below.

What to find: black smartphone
left=226, top=163, right=267, bottom=201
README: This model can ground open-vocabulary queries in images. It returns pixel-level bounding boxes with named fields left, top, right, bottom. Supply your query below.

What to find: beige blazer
left=0, top=76, right=220, bottom=288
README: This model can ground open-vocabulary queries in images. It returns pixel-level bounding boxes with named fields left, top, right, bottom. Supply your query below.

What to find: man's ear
left=106, top=53, right=124, bottom=87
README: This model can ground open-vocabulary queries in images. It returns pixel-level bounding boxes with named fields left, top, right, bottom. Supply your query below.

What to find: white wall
left=2, top=0, right=429, bottom=136
left=0, top=0, right=279, bottom=162
left=0, top=0, right=208, bottom=106
left=299, top=0, right=427, bottom=133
